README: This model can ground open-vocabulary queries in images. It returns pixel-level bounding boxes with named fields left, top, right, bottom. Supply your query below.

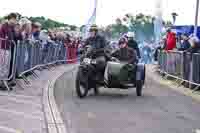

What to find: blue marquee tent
left=171, top=25, right=200, bottom=38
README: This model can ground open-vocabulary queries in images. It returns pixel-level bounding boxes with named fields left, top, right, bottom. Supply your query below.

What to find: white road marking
left=0, top=108, right=43, bottom=121
left=0, top=125, right=22, bottom=133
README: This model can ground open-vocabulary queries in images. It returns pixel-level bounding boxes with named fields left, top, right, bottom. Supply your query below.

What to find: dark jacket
left=178, top=40, right=191, bottom=51
left=84, top=35, right=107, bottom=50
left=84, top=35, right=107, bottom=58
left=14, top=33, right=23, bottom=43
left=111, top=47, right=137, bottom=64
left=154, top=46, right=162, bottom=61
left=128, top=39, right=140, bottom=58
left=0, top=22, right=15, bottom=49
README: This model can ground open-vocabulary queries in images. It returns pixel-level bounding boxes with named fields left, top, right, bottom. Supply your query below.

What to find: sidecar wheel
left=136, top=80, right=143, bottom=96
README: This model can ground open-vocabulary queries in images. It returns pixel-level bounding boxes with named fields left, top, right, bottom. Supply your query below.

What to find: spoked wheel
left=75, top=71, right=89, bottom=98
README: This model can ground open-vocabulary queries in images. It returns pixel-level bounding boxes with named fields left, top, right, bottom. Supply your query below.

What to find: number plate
left=83, top=58, right=91, bottom=64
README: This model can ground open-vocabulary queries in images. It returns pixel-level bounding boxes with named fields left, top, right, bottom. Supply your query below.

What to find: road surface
left=54, top=66, right=200, bottom=133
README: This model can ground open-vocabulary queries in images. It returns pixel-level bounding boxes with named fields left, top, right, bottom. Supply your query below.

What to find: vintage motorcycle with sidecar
left=75, top=46, right=145, bottom=98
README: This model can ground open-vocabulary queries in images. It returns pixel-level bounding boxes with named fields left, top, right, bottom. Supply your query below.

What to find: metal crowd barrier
left=16, top=40, right=76, bottom=77
left=191, top=53, right=200, bottom=84
left=0, top=38, right=79, bottom=91
left=158, top=50, right=200, bottom=91
left=0, top=38, right=17, bottom=90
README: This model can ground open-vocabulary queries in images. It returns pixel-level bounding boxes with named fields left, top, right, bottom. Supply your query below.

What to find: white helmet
left=127, top=32, right=135, bottom=38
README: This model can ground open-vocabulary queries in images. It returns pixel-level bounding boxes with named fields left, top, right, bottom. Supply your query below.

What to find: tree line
left=81, top=13, right=172, bottom=42
left=0, top=13, right=78, bottom=31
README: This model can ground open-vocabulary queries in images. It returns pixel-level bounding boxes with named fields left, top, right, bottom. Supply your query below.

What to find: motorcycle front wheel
left=75, top=70, right=89, bottom=98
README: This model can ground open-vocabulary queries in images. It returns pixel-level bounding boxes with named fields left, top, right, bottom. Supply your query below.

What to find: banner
left=82, top=0, right=98, bottom=39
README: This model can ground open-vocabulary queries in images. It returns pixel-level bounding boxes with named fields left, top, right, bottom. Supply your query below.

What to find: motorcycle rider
left=126, top=32, right=141, bottom=59
left=110, top=37, right=138, bottom=83
left=82, top=24, right=108, bottom=94
left=84, top=24, right=107, bottom=55
left=111, top=37, right=137, bottom=64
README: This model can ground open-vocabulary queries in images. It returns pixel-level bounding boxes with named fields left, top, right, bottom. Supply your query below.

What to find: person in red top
left=0, top=13, right=17, bottom=49
left=0, top=13, right=18, bottom=88
left=165, top=28, right=176, bottom=51
left=66, top=37, right=78, bottom=63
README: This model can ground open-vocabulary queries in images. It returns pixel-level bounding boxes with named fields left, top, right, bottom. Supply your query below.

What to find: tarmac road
left=54, top=66, right=200, bottom=133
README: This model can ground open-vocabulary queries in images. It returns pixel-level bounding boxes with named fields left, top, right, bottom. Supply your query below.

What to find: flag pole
left=194, top=0, right=199, bottom=35
left=83, top=0, right=98, bottom=39
left=94, top=0, right=97, bottom=24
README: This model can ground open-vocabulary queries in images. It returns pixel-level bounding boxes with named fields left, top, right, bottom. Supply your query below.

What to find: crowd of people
left=153, top=27, right=200, bottom=88
left=0, top=13, right=82, bottom=44
left=154, top=27, right=200, bottom=61
left=0, top=13, right=82, bottom=89
left=158, top=27, right=200, bottom=52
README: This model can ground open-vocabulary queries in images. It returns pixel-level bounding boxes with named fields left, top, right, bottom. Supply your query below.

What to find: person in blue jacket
left=178, top=33, right=191, bottom=51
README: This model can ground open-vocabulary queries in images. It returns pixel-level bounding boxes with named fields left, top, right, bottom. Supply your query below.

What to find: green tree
left=0, top=14, right=79, bottom=31
left=122, top=13, right=155, bottom=41
left=69, top=25, right=77, bottom=31
left=104, top=18, right=129, bottom=39
left=80, top=25, right=86, bottom=32
left=80, top=25, right=85, bottom=31
left=28, top=16, right=72, bottom=30
left=0, top=17, right=3, bottom=23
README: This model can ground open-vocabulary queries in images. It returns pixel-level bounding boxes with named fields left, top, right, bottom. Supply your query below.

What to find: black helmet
left=89, top=24, right=98, bottom=32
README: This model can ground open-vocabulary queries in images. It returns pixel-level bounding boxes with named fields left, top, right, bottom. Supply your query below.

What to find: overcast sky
left=0, top=0, right=199, bottom=26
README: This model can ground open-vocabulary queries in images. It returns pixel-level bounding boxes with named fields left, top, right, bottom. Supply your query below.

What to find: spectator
left=48, top=30, right=56, bottom=41
left=154, top=43, right=162, bottom=61
left=165, top=27, right=176, bottom=51
left=178, top=33, right=191, bottom=51
left=64, top=34, right=71, bottom=48
left=39, top=30, right=51, bottom=49
left=176, top=35, right=182, bottom=49
left=14, top=23, right=23, bottom=42
left=0, top=13, right=18, bottom=88
left=64, top=34, right=71, bottom=45
left=0, top=13, right=18, bottom=48
left=31, top=22, right=41, bottom=40
left=142, top=42, right=152, bottom=64
left=55, top=32, right=66, bottom=43
left=186, top=36, right=200, bottom=53
left=19, top=18, right=32, bottom=40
